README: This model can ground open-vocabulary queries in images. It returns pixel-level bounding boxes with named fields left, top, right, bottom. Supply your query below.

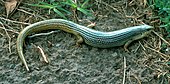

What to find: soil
left=0, top=0, right=169, bottom=84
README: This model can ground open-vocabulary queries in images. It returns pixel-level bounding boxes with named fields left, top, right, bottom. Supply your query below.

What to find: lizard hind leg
left=124, top=35, right=142, bottom=52
left=124, top=32, right=150, bottom=52
left=73, top=33, right=83, bottom=47
left=124, top=40, right=133, bottom=52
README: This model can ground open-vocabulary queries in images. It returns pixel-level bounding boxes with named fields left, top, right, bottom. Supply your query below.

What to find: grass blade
left=27, top=3, right=54, bottom=9
left=57, top=6, right=71, bottom=14
left=77, top=7, right=91, bottom=16
left=53, top=8, right=67, bottom=19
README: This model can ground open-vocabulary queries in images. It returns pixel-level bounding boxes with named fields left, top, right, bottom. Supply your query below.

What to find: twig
left=0, top=27, right=19, bottom=34
left=87, top=22, right=96, bottom=28
left=17, top=8, right=46, bottom=20
left=134, top=43, right=140, bottom=53
left=37, top=46, right=49, bottom=63
left=121, top=7, right=128, bottom=26
left=96, top=0, right=119, bottom=12
left=143, top=40, right=154, bottom=48
left=129, top=0, right=135, bottom=6
left=0, top=21, right=11, bottom=53
left=132, top=74, right=141, bottom=84
left=28, top=30, right=60, bottom=38
left=127, top=72, right=132, bottom=84
left=0, top=17, right=30, bottom=25
left=132, top=7, right=139, bottom=17
left=123, top=56, right=126, bottom=84
left=152, top=30, right=170, bottom=46
left=139, top=41, right=146, bottom=51
left=134, top=40, right=146, bottom=53
left=145, top=45, right=168, bottom=60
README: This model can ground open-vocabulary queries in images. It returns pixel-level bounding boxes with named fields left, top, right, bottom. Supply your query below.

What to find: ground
left=0, top=0, right=169, bottom=84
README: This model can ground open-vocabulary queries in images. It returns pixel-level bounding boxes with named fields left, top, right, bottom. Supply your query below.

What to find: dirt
left=0, top=0, right=169, bottom=84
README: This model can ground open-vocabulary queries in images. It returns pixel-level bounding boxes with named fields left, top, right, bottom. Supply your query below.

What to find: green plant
left=27, top=1, right=70, bottom=19
left=63, top=0, right=92, bottom=16
left=148, top=0, right=170, bottom=36
left=27, top=0, right=92, bottom=19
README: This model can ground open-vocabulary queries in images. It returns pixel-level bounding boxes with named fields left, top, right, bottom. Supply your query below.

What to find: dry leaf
left=5, top=0, right=18, bottom=17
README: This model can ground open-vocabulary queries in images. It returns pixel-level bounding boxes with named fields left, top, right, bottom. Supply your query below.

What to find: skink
left=16, top=19, right=153, bottom=71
